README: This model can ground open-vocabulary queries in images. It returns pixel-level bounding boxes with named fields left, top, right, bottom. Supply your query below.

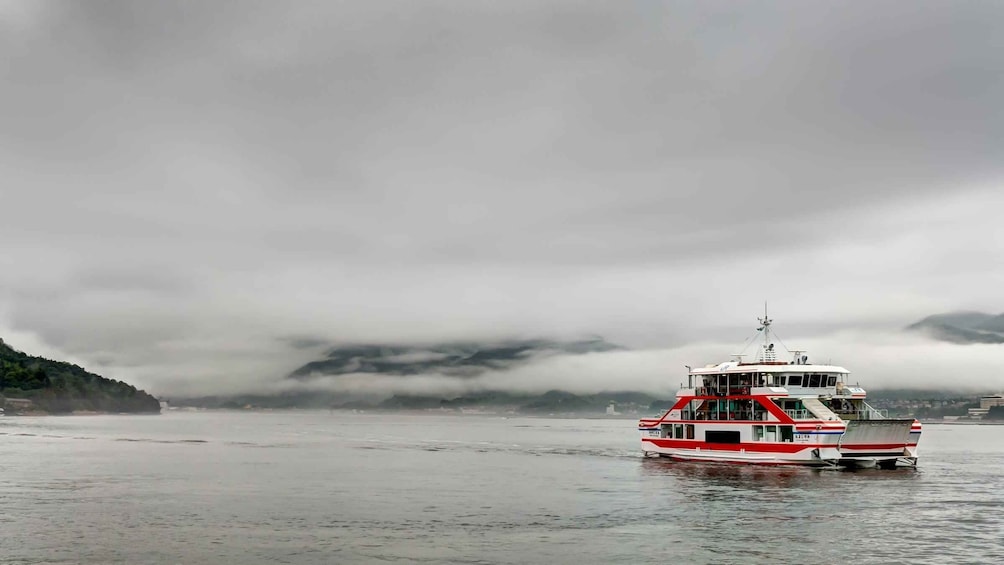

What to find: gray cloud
left=274, top=331, right=1004, bottom=400
left=2, top=1, right=1002, bottom=395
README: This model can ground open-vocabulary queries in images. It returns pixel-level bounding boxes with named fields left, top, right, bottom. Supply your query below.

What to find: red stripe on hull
left=642, top=438, right=828, bottom=453
left=661, top=454, right=827, bottom=467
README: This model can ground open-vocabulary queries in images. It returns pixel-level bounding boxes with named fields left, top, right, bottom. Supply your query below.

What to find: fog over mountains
left=288, top=338, right=621, bottom=380
left=164, top=310, right=1004, bottom=408
left=906, top=312, right=1004, bottom=344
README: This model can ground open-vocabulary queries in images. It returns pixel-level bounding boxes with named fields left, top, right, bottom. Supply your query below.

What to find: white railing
left=863, top=404, right=887, bottom=420
left=835, top=407, right=889, bottom=420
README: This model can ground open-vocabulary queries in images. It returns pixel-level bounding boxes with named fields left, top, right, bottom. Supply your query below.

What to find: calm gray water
left=1, top=412, right=1002, bottom=564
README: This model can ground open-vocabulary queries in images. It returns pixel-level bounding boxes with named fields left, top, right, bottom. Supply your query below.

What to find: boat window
left=706, top=430, right=741, bottom=444
left=827, top=375, right=837, bottom=387
left=808, top=374, right=821, bottom=388
left=780, top=426, right=793, bottom=442
left=661, top=424, right=672, bottom=438
left=788, top=374, right=802, bottom=386
left=765, top=425, right=777, bottom=442
left=776, top=374, right=786, bottom=386
left=685, top=424, right=695, bottom=439
left=674, top=424, right=683, bottom=439
left=753, top=425, right=764, bottom=441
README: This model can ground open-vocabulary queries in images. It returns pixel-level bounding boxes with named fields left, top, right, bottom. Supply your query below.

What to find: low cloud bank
left=271, top=330, right=1004, bottom=401
left=6, top=308, right=1001, bottom=399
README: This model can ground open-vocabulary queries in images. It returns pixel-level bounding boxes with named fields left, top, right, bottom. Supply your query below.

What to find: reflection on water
left=641, top=456, right=815, bottom=486
left=641, top=455, right=922, bottom=484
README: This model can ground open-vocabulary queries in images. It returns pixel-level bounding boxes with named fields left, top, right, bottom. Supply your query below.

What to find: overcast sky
left=2, top=1, right=1003, bottom=396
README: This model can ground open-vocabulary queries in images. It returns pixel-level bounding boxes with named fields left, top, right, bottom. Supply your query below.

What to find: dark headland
left=0, top=338, right=160, bottom=415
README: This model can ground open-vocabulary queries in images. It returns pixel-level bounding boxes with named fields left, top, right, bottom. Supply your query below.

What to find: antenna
left=756, top=302, right=774, bottom=361
left=757, top=301, right=771, bottom=332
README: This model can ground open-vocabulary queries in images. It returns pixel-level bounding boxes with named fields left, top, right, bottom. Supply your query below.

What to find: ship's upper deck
left=683, top=309, right=863, bottom=394
left=683, top=361, right=864, bottom=399
left=690, top=362, right=850, bottom=375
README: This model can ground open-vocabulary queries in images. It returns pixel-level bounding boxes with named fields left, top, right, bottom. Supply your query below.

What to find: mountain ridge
left=906, top=311, right=1004, bottom=344
left=173, top=388, right=672, bottom=414
left=288, top=337, right=622, bottom=380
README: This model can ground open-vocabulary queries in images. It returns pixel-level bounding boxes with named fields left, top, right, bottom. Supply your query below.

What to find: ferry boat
left=639, top=311, right=921, bottom=469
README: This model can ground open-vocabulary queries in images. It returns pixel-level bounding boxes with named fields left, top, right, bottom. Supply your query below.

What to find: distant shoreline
left=919, top=419, right=1004, bottom=425
left=150, top=407, right=1004, bottom=424
left=2, top=409, right=160, bottom=417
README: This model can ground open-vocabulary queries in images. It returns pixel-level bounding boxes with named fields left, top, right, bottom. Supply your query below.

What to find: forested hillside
left=0, top=338, right=160, bottom=414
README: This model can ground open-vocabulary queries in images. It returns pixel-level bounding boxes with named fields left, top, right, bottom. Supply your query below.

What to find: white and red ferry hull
left=639, top=418, right=846, bottom=467
left=641, top=437, right=842, bottom=466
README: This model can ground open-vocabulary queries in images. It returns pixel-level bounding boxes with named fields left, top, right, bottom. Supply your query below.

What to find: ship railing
left=685, top=411, right=755, bottom=421
left=693, top=386, right=753, bottom=397
left=834, top=408, right=889, bottom=420
left=784, top=409, right=810, bottom=420
left=862, top=404, right=887, bottom=420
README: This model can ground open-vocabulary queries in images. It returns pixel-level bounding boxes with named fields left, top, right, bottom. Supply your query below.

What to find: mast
left=758, top=302, right=771, bottom=346
left=757, top=302, right=775, bottom=362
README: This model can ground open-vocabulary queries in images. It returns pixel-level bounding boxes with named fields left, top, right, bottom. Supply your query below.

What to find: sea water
left=1, top=412, right=1001, bottom=564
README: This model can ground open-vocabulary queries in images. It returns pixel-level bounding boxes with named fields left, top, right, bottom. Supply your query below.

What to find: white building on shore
left=967, top=395, right=1004, bottom=419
